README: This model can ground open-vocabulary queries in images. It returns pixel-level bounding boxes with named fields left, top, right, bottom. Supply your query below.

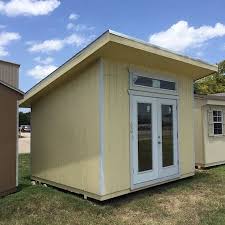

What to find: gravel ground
left=19, top=132, right=30, bottom=154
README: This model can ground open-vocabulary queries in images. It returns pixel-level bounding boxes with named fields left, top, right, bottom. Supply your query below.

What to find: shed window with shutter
left=213, top=110, right=223, bottom=135
left=208, top=109, right=225, bottom=136
left=208, top=108, right=225, bottom=137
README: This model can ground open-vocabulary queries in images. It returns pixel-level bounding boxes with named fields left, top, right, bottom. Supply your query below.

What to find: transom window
left=213, top=110, right=223, bottom=135
left=133, top=75, right=176, bottom=91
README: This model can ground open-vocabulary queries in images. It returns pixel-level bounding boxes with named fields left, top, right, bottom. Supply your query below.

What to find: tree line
left=19, top=112, right=30, bottom=126
left=194, top=60, right=225, bottom=94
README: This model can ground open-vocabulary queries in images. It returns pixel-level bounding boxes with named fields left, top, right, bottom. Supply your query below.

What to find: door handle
left=158, top=136, right=162, bottom=144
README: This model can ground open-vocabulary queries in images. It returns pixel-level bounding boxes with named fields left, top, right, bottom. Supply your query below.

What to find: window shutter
left=208, top=109, right=214, bottom=137
left=223, top=110, right=225, bottom=136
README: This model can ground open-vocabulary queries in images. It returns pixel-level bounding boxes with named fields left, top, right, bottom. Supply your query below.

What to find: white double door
left=131, top=95, right=179, bottom=185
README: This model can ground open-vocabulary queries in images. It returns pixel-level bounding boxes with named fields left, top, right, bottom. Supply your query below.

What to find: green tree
left=19, top=112, right=31, bottom=126
left=194, top=60, right=225, bottom=94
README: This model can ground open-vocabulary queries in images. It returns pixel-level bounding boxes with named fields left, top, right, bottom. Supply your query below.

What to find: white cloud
left=0, top=0, right=60, bottom=17
left=34, top=56, right=54, bottom=64
left=66, top=22, right=74, bottom=30
left=69, top=13, right=79, bottom=20
left=28, top=39, right=64, bottom=53
left=28, top=33, right=94, bottom=53
left=0, top=46, right=7, bottom=56
left=28, top=64, right=57, bottom=79
left=75, top=24, right=95, bottom=32
left=149, top=21, right=225, bottom=52
left=64, top=33, right=89, bottom=46
left=0, top=31, right=20, bottom=45
left=66, top=23, right=95, bottom=32
left=0, top=31, right=21, bottom=56
left=29, top=56, right=57, bottom=79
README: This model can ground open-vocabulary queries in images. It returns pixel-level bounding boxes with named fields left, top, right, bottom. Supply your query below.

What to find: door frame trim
left=128, top=90, right=179, bottom=100
left=129, top=90, right=180, bottom=190
left=131, top=173, right=180, bottom=190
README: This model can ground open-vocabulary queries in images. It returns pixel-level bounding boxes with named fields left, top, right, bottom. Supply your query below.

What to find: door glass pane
left=162, top=105, right=174, bottom=167
left=134, top=76, right=153, bottom=87
left=160, top=80, right=176, bottom=90
left=133, top=75, right=176, bottom=91
left=138, top=103, right=152, bottom=172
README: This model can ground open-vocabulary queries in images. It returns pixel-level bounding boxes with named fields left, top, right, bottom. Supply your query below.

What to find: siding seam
left=191, top=81, right=195, bottom=171
left=99, top=58, right=105, bottom=195
left=16, top=101, right=19, bottom=187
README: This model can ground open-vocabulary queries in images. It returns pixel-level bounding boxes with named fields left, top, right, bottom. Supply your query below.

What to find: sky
left=1, top=0, right=225, bottom=93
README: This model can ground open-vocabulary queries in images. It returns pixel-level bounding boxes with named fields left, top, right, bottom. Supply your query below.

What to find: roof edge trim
left=0, top=59, right=20, bottom=67
left=0, top=80, right=24, bottom=95
left=108, top=30, right=218, bottom=70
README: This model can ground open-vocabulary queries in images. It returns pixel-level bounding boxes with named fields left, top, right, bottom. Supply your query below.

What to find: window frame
left=129, top=71, right=178, bottom=96
left=212, top=110, right=223, bottom=136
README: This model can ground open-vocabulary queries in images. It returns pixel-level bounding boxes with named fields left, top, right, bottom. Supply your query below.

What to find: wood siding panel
left=194, top=98, right=205, bottom=165
left=178, top=75, right=195, bottom=175
left=31, top=62, right=100, bottom=195
left=0, top=84, right=22, bottom=196
left=0, top=61, right=19, bottom=88
left=104, top=60, right=130, bottom=194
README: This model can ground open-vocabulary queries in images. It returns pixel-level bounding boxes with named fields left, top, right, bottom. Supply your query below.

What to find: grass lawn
left=1, top=154, right=225, bottom=225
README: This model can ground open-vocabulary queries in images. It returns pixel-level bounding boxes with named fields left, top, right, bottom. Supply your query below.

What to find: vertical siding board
left=0, top=85, right=22, bottom=196
left=0, top=61, right=19, bottom=88
left=31, top=62, right=100, bottom=195
left=104, top=59, right=130, bottom=195
left=98, top=58, right=105, bottom=195
left=194, top=99, right=205, bottom=165
left=178, top=75, right=195, bottom=175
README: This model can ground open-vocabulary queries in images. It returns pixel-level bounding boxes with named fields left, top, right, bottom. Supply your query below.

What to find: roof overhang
left=195, top=94, right=225, bottom=106
left=20, top=30, right=218, bottom=108
left=0, top=80, right=24, bottom=96
left=0, top=59, right=20, bottom=67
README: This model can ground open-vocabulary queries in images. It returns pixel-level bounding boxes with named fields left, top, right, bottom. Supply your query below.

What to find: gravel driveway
left=19, top=132, right=30, bottom=154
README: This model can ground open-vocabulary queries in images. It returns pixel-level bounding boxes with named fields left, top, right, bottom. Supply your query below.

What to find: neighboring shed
left=0, top=60, right=19, bottom=88
left=0, top=60, right=23, bottom=197
left=20, top=30, right=217, bottom=201
left=194, top=93, right=225, bottom=168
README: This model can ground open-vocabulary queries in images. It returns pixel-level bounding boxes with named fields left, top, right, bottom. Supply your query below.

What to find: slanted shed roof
left=20, top=30, right=218, bottom=108
left=0, top=59, right=20, bottom=67
left=0, top=80, right=24, bottom=95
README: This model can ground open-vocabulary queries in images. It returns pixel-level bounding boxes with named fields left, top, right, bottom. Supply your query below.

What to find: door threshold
left=131, top=173, right=180, bottom=190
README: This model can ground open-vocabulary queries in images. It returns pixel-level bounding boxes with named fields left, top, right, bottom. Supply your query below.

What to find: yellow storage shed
left=194, top=93, right=225, bottom=168
left=20, top=30, right=217, bottom=200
